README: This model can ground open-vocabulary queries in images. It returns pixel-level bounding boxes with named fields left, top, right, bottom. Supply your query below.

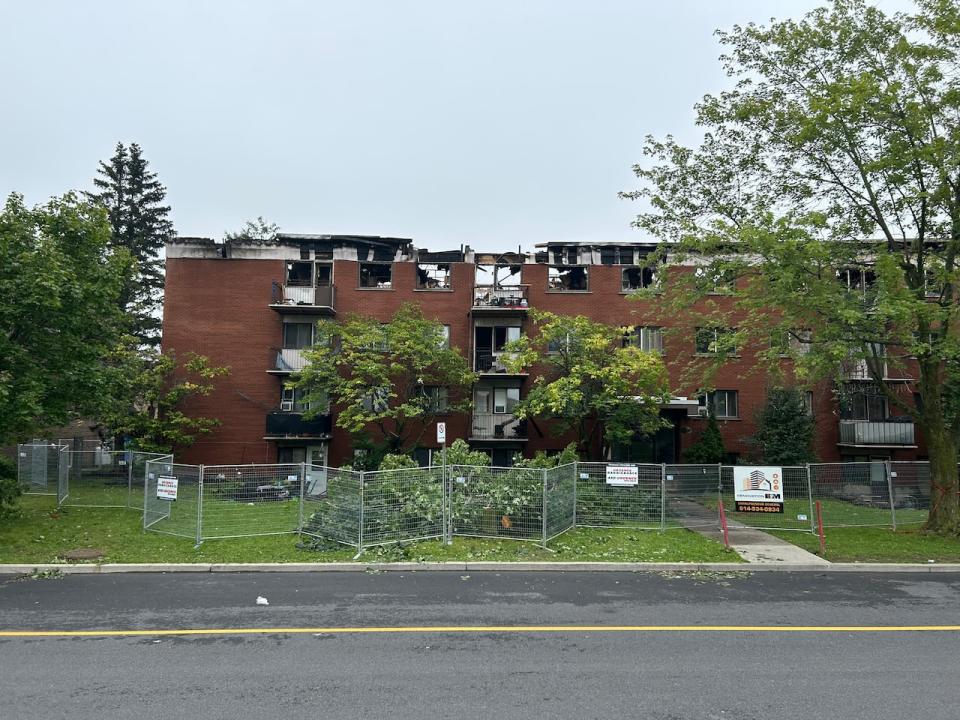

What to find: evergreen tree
left=750, top=388, right=815, bottom=466
left=684, top=413, right=726, bottom=464
left=87, top=142, right=173, bottom=345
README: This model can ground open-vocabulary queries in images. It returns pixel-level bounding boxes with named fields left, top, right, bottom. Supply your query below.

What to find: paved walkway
left=674, top=499, right=830, bottom=565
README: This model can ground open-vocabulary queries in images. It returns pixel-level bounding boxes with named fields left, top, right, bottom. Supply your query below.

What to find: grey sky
left=0, top=1, right=911, bottom=253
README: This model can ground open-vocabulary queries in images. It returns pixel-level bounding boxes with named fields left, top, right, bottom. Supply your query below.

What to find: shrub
left=0, top=456, right=21, bottom=521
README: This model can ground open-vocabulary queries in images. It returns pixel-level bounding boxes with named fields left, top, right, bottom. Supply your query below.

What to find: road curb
left=1, top=561, right=959, bottom=574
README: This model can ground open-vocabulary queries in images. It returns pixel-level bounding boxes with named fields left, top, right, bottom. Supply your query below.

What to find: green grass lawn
left=0, top=495, right=740, bottom=565
left=706, top=496, right=927, bottom=530
left=767, top=526, right=960, bottom=563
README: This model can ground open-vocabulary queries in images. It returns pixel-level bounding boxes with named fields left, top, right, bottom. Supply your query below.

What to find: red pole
left=815, top=500, right=826, bottom=556
left=718, top=499, right=730, bottom=549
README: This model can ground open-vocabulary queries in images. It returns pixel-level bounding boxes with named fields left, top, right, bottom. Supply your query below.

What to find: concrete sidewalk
left=674, top=499, right=830, bottom=565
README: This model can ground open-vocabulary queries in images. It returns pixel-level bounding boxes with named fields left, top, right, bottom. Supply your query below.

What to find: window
left=548, top=266, right=589, bottom=291
left=776, top=329, right=812, bottom=356
left=837, top=267, right=876, bottom=293
left=283, top=322, right=314, bottom=349
left=280, top=386, right=314, bottom=413
left=551, top=247, right=579, bottom=265
left=494, top=387, right=521, bottom=414
left=622, top=266, right=658, bottom=291
left=359, top=262, right=393, bottom=288
left=422, top=386, right=449, bottom=413
left=623, top=326, right=664, bottom=353
left=440, top=324, right=451, bottom=348
left=841, top=387, right=887, bottom=421
left=694, top=266, right=735, bottom=292
left=695, top=327, right=737, bottom=355
left=315, top=263, right=332, bottom=287
left=475, top=263, right=522, bottom=287
left=475, top=325, right=521, bottom=371
left=474, top=386, right=520, bottom=414
left=600, top=247, right=636, bottom=265
left=698, top=390, right=739, bottom=419
left=416, top=263, right=451, bottom=290
left=286, top=261, right=313, bottom=287
left=278, top=446, right=307, bottom=464
left=803, top=390, right=814, bottom=416
left=362, top=387, right=390, bottom=413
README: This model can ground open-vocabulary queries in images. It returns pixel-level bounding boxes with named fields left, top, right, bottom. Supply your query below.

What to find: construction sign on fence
left=733, top=466, right=784, bottom=513
left=157, top=476, right=179, bottom=501
left=605, top=465, right=639, bottom=486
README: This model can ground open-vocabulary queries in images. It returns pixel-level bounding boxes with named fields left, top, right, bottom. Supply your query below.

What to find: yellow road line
left=2, top=625, right=960, bottom=638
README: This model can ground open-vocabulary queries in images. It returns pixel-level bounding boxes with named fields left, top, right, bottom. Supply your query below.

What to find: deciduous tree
left=0, top=193, right=129, bottom=444
left=626, top=0, right=960, bottom=533
left=503, top=310, right=671, bottom=459
left=295, top=304, right=476, bottom=454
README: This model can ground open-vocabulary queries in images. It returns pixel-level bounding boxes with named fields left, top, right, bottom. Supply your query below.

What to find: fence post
left=126, top=452, right=133, bottom=509
left=717, top=463, right=724, bottom=528
left=195, top=465, right=204, bottom=547
left=886, top=460, right=897, bottom=532
left=660, top=463, right=667, bottom=533
left=542, top=470, right=548, bottom=549
left=298, top=462, right=306, bottom=533
left=142, top=460, right=150, bottom=532
left=572, top=462, right=578, bottom=528
left=357, top=471, right=365, bottom=554
left=805, top=464, right=816, bottom=533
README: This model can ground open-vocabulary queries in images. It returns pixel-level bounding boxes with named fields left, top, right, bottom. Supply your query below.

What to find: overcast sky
left=0, top=1, right=910, bottom=253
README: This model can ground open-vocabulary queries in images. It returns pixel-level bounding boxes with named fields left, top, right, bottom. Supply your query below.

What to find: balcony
left=472, top=286, right=529, bottom=315
left=268, top=348, right=309, bottom=374
left=474, top=352, right=527, bottom=375
left=269, top=282, right=336, bottom=315
left=265, top=412, right=332, bottom=439
left=838, top=420, right=916, bottom=447
left=470, top=413, right=527, bottom=441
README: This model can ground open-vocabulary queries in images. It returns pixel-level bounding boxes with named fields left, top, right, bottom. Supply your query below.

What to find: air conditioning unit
left=697, top=406, right=710, bottom=417
left=280, top=401, right=294, bottom=412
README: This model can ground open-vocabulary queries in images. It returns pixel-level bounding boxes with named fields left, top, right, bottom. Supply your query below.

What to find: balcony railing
left=838, top=420, right=915, bottom=446
left=474, top=352, right=523, bottom=373
left=473, top=285, right=529, bottom=309
left=270, top=282, right=336, bottom=310
left=471, top=413, right=527, bottom=440
left=274, top=348, right=309, bottom=372
left=265, top=412, right=332, bottom=438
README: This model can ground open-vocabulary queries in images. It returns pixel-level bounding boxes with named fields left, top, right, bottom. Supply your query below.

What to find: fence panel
left=60, top=450, right=166, bottom=509
left=574, top=462, right=663, bottom=529
left=16, top=443, right=64, bottom=495
left=809, top=462, right=894, bottom=527
left=200, top=464, right=303, bottom=539
left=57, top=446, right=69, bottom=506
left=448, top=465, right=544, bottom=542
left=301, top=464, right=363, bottom=550
left=361, top=466, right=445, bottom=547
left=889, top=462, right=931, bottom=526
left=721, top=466, right=813, bottom=532
left=664, top=464, right=720, bottom=529
left=144, top=460, right=199, bottom=539
left=544, top=463, right=577, bottom=541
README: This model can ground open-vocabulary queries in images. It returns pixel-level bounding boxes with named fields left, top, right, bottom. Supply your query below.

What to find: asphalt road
left=1, top=570, right=959, bottom=720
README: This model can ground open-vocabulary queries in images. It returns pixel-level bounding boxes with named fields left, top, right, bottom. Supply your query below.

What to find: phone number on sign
left=735, top=502, right=784, bottom=514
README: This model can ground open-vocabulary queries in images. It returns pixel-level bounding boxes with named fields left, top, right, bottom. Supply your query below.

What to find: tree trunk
left=918, top=359, right=960, bottom=534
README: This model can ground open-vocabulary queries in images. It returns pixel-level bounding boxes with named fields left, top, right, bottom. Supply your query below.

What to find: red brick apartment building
left=162, top=234, right=926, bottom=467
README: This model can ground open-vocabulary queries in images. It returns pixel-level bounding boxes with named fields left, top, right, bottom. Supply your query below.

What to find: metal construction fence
left=16, top=444, right=169, bottom=510
left=16, top=451, right=937, bottom=550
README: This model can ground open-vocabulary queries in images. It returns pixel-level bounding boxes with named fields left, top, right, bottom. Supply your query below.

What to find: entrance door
left=307, top=444, right=327, bottom=468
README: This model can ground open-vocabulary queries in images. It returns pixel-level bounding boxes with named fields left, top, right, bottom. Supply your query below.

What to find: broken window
left=359, top=262, right=393, bottom=288
left=416, top=263, right=451, bottom=290
left=622, top=266, right=657, bottom=290
left=837, top=267, right=877, bottom=295
left=286, top=261, right=313, bottom=287
left=362, top=386, right=391, bottom=413
left=600, top=247, right=636, bottom=265
left=548, top=266, right=588, bottom=291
